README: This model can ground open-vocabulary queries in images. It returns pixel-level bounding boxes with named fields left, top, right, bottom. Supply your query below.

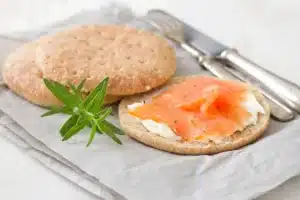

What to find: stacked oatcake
left=2, top=24, right=176, bottom=107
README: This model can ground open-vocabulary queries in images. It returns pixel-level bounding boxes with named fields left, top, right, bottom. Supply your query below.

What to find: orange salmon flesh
left=129, top=77, right=253, bottom=141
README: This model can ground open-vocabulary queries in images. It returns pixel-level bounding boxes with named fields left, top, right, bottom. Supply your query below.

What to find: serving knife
left=146, top=9, right=300, bottom=114
left=142, top=10, right=295, bottom=121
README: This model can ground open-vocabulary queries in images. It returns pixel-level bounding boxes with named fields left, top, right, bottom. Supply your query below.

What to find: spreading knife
left=142, top=10, right=295, bottom=121
left=146, top=9, right=300, bottom=114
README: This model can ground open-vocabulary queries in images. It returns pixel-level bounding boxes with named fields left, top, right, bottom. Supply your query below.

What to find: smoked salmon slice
left=129, top=76, right=253, bottom=141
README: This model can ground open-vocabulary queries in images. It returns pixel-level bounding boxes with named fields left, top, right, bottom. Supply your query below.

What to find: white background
left=0, top=0, right=300, bottom=199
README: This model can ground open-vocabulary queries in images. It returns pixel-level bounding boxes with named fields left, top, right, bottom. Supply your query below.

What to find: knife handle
left=220, top=49, right=300, bottom=113
left=199, top=57, right=295, bottom=122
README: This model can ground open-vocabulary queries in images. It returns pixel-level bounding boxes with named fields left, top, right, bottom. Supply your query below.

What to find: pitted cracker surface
left=36, top=24, right=176, bottom=95
left=2, top=24, right=176, bottom=106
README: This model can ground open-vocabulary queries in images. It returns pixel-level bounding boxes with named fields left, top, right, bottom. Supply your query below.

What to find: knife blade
left=147, top=9, right=300, bottom=114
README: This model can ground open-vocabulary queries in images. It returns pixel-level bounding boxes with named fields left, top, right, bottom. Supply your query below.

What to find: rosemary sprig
left=41, top=77, right=124, bottom=146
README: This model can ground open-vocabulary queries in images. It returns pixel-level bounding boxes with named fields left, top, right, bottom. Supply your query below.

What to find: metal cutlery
left=142, top=11, right=295, bottom=122
left=145, top=9, right=300, bottom=114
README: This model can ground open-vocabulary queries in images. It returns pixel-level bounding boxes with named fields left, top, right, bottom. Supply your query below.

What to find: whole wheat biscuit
left=119, top=76, right=271, bottom=155
left=35, top=24, right=176, bottom=96
left=2, top=41, right=121, bottom=107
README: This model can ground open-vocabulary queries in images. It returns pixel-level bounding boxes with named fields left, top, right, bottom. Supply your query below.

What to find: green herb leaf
left=86, top=123, right=97, bottom=147
left=41, top=110, right=61, bottom=117
left=76, top=78, right=86, bottom=92
left=84, top=107, right=112, bottom=136
left=42, top=77, right=123, bottom=146
left=41, top=106, right=73, bottom=117
left=96, top=121, right=122, bottom=144
left=68, top=82, right=77, bottom=94
left=62, top=120, right=88, bottom=141
left=84, top=77, right=108, bottom=112
left=43, top=78, right=79, bottom=108
left=97, top=107, right=112, bottom=122
left=101, top=120, right=124, bottom=135
left=68, top=81, right=84, bottom=104
left=87, top=91, right=104, bottom=113
left=60, top=115, right=79, bottom=137
left=95, top=107, right=110, bottom=117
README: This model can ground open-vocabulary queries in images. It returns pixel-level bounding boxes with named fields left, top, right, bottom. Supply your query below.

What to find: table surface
left=1, top=0, right=300, bottom=199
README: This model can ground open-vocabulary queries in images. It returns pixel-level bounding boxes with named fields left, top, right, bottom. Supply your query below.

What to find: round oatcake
left=119, top=76, right=271, bottom=155
left=2, top=41, right=121, bottom=107
left=35, top=24, right=176, bottom=96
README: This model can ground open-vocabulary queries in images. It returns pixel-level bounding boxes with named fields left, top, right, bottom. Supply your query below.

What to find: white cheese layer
left=241, top=91, right=265, bottom=127
left=127, top=102, right=144, bottom=110
left=128, top=102, right=179, bottom=139
left=128, top=91, right=265, bottom=140
left=141, top=120, right=181, bottom=140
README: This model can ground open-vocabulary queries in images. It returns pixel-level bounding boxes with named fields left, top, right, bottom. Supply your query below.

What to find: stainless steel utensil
left=142, top=12, right=295, bottom=122
left=146, top=9, right=300, bottom=114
